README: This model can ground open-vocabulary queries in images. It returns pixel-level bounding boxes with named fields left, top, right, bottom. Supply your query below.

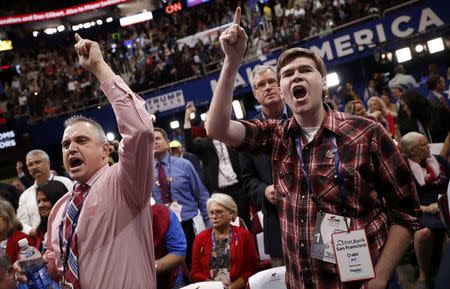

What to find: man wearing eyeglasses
left=239, top=65, right=289, bottom=268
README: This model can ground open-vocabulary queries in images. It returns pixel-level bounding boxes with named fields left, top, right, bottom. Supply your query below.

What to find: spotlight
left=57, top=25, right=65, bottom=32
left=83, top=22, right=92, bottom=29
left=150, top=114, right=156, bottom=122
left=106, top=132, right=115, bottom=142
left=414, top=44, right=425, bottom=53
left=232, top=100, right=244, bottom=120
left=32, top=31, right=39, bottom=37
left=326, top=72, right=339, bottom=87
left=395, top=47, right=412, bottom=63
left=386, top=52, right=393, bottom=61
left=96, top=19, right=103, bottom=25
left=170, top=120, right=180, bottom=129
left=106, top=17, right=113, bottom=23
left=200, top=113, right=206, bottom=122
left=190, top=112, right=195, bottom=120
left=72, top=25, right=80, bottom=31
left=427, top=37, right=445, bottom=54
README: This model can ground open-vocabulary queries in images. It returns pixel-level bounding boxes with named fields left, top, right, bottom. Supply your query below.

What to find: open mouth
left=69, top=157, right=84, bottom=169
left=293, top=86, right=307, bottom=99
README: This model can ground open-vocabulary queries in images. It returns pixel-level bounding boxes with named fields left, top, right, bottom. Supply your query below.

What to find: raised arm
left=74, top=33, right=154, bottom=208
left=205, top=7, right=247, bottom=147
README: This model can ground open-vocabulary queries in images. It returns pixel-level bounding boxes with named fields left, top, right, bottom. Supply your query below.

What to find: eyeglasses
left=253, top=78, right=277, bottom=91
left=208, top=210, right=227, bottom=217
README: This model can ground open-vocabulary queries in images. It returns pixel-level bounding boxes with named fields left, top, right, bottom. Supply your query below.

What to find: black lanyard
left=295, top=136, right=348, bottom=216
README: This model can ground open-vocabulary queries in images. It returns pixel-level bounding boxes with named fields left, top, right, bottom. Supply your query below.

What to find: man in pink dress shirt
left=15, top=34, right=156, bottom=288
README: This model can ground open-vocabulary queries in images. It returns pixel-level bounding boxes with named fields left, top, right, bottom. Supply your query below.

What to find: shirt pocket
left=273, top=159, right=295, bottom=199
left=315, top=162, right=357, bottom=212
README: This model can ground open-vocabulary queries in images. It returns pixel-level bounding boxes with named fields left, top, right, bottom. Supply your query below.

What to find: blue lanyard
left=211, top=226, right=233, bottom=252
left=58, top=186, right=90, bottom=269
left=295, top=136, right=348, bottom=216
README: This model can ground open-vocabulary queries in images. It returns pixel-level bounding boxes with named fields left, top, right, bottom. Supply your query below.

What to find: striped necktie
left=62, top=183, right=90, bottom=289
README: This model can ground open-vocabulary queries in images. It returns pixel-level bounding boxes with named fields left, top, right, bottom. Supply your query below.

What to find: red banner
left=0, top=0, right=130, bottom=26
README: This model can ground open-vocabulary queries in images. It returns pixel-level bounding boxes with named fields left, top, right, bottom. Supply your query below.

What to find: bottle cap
left=18, top=238, right=29, bottom=248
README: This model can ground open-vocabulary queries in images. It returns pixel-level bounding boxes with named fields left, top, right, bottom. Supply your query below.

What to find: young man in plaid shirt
left=205, top=8, right=421, bottom=289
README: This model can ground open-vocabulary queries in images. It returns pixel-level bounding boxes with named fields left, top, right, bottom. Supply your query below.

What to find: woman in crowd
left=191, top=193, right=258, bottom=289
left=34, top=180, right=68, bottom=252
left=367, top=96, right=389, bottom=129
left=0, top=199, right=34, bottom=263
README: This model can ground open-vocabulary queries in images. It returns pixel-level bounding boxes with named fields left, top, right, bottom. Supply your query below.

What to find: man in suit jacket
left=239, top=65, right=289, bottom=267
left=183, top=105, right=251, bottom=227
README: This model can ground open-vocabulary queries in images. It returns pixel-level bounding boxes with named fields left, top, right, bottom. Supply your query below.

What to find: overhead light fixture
left=106, top=132, right=115, bottom=142
left=395, top=47, right=412, bottom=63
left=83, top=22, right=92, bottom=29
left=32, top=31, right=39, bottom=37
left=326, top=72, right=339, bottom=87
left=170, top=120, right=180, bottom=129
left=119, top=11, right=153, bottom=27
left=44, top=28, right=57, bottom=35
left=190, top=112, right=195, bottom=120
left=57, top=25, right=65, bottom=32
left=232, top=100, right=244, bottom=120
left=150, top=114, right=156, bottom=122
left=427, top=37, right=445, bottom=54
left=106, top=17, right=113, bottom=23
left=200, top=113, right=206, bottom=122
left=96, top=19, right=103, bottom=25
left=72, top=25, right=80, bottom=31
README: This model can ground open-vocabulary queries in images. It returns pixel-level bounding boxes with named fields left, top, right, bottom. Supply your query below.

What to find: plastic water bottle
left=17, top=238, right=60, bottom=289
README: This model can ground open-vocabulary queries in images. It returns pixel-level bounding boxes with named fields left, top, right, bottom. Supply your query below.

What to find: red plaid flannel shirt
left=238, top=106, right=420, bottom=289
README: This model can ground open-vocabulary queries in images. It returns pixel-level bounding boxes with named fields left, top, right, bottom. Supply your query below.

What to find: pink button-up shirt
left=44, top=76, right=156, bottom=288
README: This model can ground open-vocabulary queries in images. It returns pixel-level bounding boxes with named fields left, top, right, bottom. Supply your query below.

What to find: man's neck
left=262, top=102, right=284, bottom=119
left=35, top=174, right=51, bottom=186
left=155, top=151, right=169, bottom=162
left=293, top=105, right=325, bottom=127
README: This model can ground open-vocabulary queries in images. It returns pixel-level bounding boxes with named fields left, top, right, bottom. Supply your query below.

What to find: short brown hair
left=154, top=127, right=169, bottom=140
left=276, top=47, right=327, bottom=84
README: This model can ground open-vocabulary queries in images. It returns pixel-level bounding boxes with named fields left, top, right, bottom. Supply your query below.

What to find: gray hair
left=250, top=65, right=277, bottom=90
left=26, top=149, right=50, bottom=162
left=207, top=193, right=238, bottom=221
left=0, top=199, right=22, bottom=240
left=64, top=115, right=107, bottom=143
left=399, top=132, right=425, bottom=156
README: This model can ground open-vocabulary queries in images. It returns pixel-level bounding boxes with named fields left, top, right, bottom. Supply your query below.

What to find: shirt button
left=334, top=175, right=337, bottom=179
left=301, top=219, right=305, bottom=223
left=302, top=195, right=306, bottom=199
left=301, top=243, right=305, bottom=247
left=111, top=85, right=116, bottom=89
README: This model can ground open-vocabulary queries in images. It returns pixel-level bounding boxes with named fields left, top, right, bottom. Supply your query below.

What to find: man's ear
left=101, top=142, right=110, bottom=159
left=280, top=88, right=284, bottom=100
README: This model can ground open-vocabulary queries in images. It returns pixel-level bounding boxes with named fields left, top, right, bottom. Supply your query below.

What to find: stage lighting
left=97, top=19, right=103, bottom=25
left=150, top=114, right=156, bottom=122
left=106, top=132, right=115, bottom=142
left=232, top=100, right=244, bottom=120
left=427, top=37, right=445, bottom=54
left=326, top=72, right=339, bottom=87
left=395, top=47, right=412, bottom=63
left=32, top=31, right=39, bottom=37
left=200, top=113, right=206, bottom=122
left=190, top=112, right=195, bottom=119
left=57, top=25, right=65, bottom=32
left=119, top=11, right=153, bottom=27
left=44, top=28, right=57, bottom=35
left=170, top=120, right=180, bottom=129
left=414, top=44, right=425, bottom=53
left=83, top=22, right=92, bottom=29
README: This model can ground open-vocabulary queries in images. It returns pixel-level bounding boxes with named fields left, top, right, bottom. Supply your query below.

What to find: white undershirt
left=302, top=126, right=321, bottom=144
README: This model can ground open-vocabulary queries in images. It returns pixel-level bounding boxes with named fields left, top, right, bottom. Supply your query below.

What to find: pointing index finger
left=74, top=33, right=82, bottom=42
left=233, top=7, right=241, bottom=25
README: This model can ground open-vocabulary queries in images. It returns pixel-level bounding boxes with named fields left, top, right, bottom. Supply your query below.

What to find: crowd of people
left=1, top=1, right=450, bottom=289
left=0, top=0, right=408, bottom=123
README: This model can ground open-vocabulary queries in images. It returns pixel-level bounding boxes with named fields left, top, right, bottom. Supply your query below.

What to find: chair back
left=438, top=194, right=450, bottom=236
left=248, top=266, right=287, bottom=289
left=180, top=281, right=224, bottom=289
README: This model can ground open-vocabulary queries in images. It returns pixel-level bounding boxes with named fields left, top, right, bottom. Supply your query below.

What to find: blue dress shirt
left=152, top=153, right=211, bottom=226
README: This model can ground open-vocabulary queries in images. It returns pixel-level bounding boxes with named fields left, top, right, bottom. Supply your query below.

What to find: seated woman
left=35, top=180, right=68, bottom=253
left=191, top=193, right=259, bottom=289
left=367, top=96, right=389, bottom=129
left=0, top=199, right=34, bottom=263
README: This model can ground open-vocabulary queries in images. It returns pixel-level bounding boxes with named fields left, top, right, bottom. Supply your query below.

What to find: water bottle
left=17, top=238, right=60, bottom=289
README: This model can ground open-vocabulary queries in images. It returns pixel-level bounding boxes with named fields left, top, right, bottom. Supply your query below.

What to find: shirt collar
left=261, top=104, right=289, bottom=120
left=285, top=104, right=342, bottom=138
left=155, top=152, right=170, bottom=167
left=33, top=173, right=55, bottom=188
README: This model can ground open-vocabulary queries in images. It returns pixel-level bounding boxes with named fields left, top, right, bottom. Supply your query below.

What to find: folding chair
left=247, top=266, right=287, bottom=289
